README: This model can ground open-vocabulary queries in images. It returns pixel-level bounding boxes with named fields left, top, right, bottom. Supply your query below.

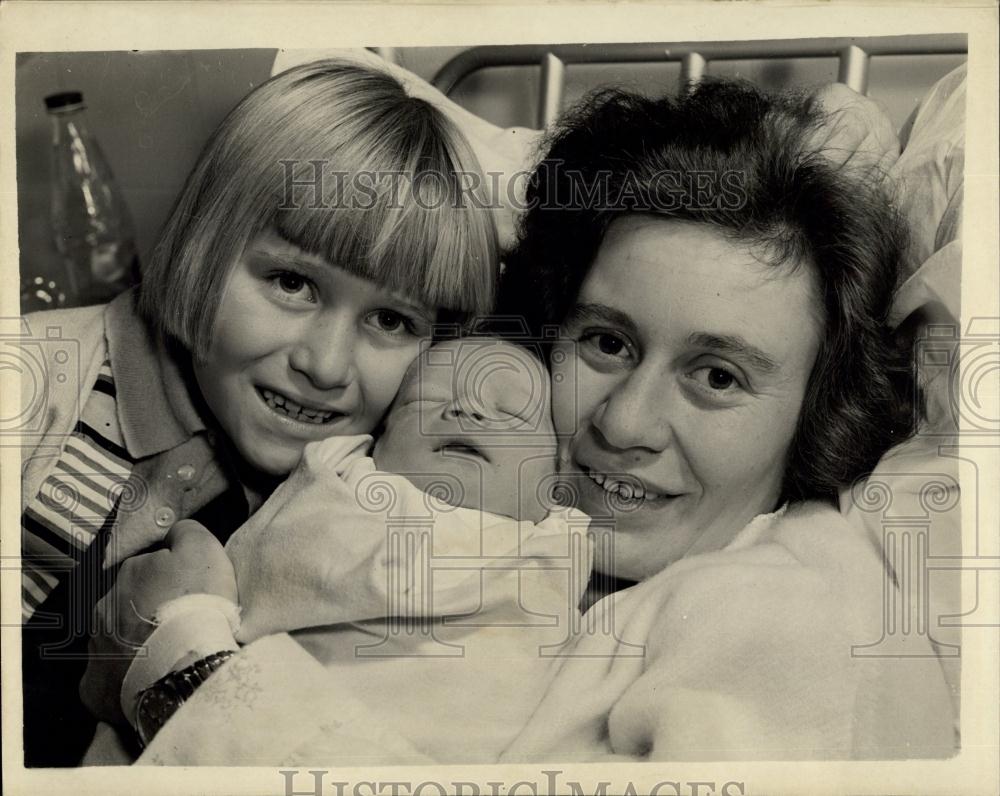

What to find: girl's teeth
left=260, top=389, right=335, bottom=424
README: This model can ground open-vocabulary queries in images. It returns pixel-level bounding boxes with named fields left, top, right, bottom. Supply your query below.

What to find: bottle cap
left=44, top=91, right=85, bottom=111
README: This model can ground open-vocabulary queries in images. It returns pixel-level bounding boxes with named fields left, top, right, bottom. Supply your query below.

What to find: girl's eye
left=269, top=271, right=316, bottom=303
left=375, top=310, right=402, bottom=331
left=368, top=309, right=418, bottom=337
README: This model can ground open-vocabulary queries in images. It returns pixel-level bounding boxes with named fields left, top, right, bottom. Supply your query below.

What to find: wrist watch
left=134, top=650, right=236, bottom=748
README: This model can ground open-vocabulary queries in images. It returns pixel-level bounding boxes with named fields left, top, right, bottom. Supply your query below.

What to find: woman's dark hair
left=499, top=79, right=917, bottom=503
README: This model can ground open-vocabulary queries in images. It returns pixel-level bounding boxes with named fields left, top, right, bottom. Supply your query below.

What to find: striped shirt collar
left=104, top=290, right=209, bottom=459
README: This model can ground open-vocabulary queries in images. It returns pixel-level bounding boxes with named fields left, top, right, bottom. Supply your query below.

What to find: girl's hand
left=79, top=521, right=238, bottom=726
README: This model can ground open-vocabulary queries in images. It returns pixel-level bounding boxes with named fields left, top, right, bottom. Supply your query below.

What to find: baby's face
left=374, top=339, right=557, bottom=523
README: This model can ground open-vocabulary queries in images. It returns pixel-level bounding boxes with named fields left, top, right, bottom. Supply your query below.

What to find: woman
left=494, top=81, right=956, bottom=759
left=503, top=80, right=914, bottom=576
left=81, top=78, right=957, bottom=763
left=20, top=58, right=499, bottom=766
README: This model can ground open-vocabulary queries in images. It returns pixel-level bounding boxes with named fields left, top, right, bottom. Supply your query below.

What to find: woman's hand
left=79, top=520, right=238, bottom=726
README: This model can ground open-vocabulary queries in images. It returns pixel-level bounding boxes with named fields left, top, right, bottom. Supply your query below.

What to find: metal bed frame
left=420, top=35, right=967, bottom=128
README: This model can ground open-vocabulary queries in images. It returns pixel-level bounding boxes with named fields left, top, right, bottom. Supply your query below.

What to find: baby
left=218, top=338, right=591, bottom=763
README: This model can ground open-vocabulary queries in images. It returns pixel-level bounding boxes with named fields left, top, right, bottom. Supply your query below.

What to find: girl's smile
left=256, top=386, right=344, bottom=425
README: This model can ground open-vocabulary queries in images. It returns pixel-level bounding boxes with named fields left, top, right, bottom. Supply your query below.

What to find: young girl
left=22, top=58, right=499, bottom=766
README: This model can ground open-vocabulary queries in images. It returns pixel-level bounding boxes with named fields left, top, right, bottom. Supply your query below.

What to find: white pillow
left=839, top=64, right=967, bottom=722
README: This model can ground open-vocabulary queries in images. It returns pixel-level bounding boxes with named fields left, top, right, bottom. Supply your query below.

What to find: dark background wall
left=16, top=47, right=965, bottom=289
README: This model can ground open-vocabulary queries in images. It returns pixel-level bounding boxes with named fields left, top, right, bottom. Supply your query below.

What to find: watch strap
left=135, top=649, right=236, bottom=748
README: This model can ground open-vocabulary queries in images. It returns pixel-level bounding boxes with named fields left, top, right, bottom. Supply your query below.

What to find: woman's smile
left=581, top=464, right=675, bottom=503
left=564, top=456, right=688, bottom=518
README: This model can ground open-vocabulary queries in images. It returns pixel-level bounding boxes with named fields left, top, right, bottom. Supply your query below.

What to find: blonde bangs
left=142, top=58, right=499, bottom=355
left=272, top=82, right=498, bottom=317
left=274, top=175, right=498, bottom=317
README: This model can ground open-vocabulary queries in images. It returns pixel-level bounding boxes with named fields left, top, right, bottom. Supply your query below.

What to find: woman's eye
left=693, top=366, right=740, bottom=391
left=581, top=331, right=632, bottom=360
left=596, top=334, right=624, bottom=356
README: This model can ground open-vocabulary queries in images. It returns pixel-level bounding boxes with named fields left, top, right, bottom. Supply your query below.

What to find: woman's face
left=192, top=231, right=435, bottom=478
left=552, top=216, right=823, bottom=581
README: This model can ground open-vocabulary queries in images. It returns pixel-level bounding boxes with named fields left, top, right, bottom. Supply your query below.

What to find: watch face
left=136, top=683, right=182, bottom=748
left=133, top=651, right=237, bottom=748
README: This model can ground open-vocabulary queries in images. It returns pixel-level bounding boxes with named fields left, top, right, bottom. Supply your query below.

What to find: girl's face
left=192, top=231, right=435, bottom=478
left=551, top=216, right=822, bottom=581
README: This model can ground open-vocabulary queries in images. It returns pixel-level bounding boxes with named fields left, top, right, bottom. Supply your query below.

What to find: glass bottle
left=46, top=91, right=139, bottom=306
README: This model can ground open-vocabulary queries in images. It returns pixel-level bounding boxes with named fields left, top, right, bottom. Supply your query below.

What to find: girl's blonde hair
left=140, top=59, right=499, bottom=358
